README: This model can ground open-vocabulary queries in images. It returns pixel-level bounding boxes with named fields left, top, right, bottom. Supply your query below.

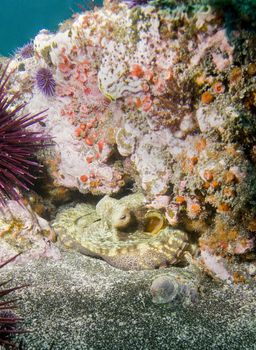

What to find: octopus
left=52, top=193, right=189, bottom=270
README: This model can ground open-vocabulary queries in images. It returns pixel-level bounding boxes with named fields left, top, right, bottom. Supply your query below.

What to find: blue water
left=0, top=0, right=102, bottom=57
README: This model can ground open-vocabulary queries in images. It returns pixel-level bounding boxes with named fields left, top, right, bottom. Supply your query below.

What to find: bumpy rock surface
left=0, top=201, right=60, bottom=263
left=1, top=251, right=256, bottom=350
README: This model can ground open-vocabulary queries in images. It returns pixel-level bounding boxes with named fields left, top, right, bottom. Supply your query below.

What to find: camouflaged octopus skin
left=53, top=193, right=189, bottom=270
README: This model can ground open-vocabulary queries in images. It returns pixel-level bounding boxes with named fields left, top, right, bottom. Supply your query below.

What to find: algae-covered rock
left=0, top=201, right=60, bottom=263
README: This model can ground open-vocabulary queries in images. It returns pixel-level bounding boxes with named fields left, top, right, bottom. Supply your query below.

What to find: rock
left=1, top=251, right=256, bottom=350
left=0, top=201, right=60, bottom=264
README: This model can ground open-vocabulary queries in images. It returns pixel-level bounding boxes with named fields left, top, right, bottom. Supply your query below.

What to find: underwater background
left=1, top=0, right=256, bottom=348
left=0, top=0, right=102, bottom=56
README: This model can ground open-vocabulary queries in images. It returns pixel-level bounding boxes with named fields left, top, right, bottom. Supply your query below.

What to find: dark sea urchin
left=35, top=67, right=56, bottom=97
left=0, top=64, right=49, bottom=204
left=0, top=254, right=28, bottom=349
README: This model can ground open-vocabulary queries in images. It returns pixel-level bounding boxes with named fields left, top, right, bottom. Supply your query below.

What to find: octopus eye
left=120, top=215, right=127, bottom=220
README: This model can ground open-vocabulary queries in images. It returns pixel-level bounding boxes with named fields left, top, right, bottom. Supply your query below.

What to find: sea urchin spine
left=0, top=64, right=49, bottom=204
left=35, top=67, right=56, bottom=97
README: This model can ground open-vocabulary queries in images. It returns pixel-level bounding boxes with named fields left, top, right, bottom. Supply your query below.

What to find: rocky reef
left=0, top=0, right=256, bottom=285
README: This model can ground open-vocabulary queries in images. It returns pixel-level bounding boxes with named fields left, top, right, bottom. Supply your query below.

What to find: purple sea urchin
left=18, top=42, right=34, bottom=59
left=35, top=67, right=56, bottom=97
left=0, top=254, right=28, bottom=349
left=0, top=64, right=49, bottom=204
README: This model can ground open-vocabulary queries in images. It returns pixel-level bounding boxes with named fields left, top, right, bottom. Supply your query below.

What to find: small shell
left=150, top=275, right=180, bottom=303
left=150, top=274, right=199, bottom=305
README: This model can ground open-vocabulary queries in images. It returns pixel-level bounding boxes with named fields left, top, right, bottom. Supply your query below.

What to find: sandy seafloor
left=0, top=250, right=255, bottom=350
